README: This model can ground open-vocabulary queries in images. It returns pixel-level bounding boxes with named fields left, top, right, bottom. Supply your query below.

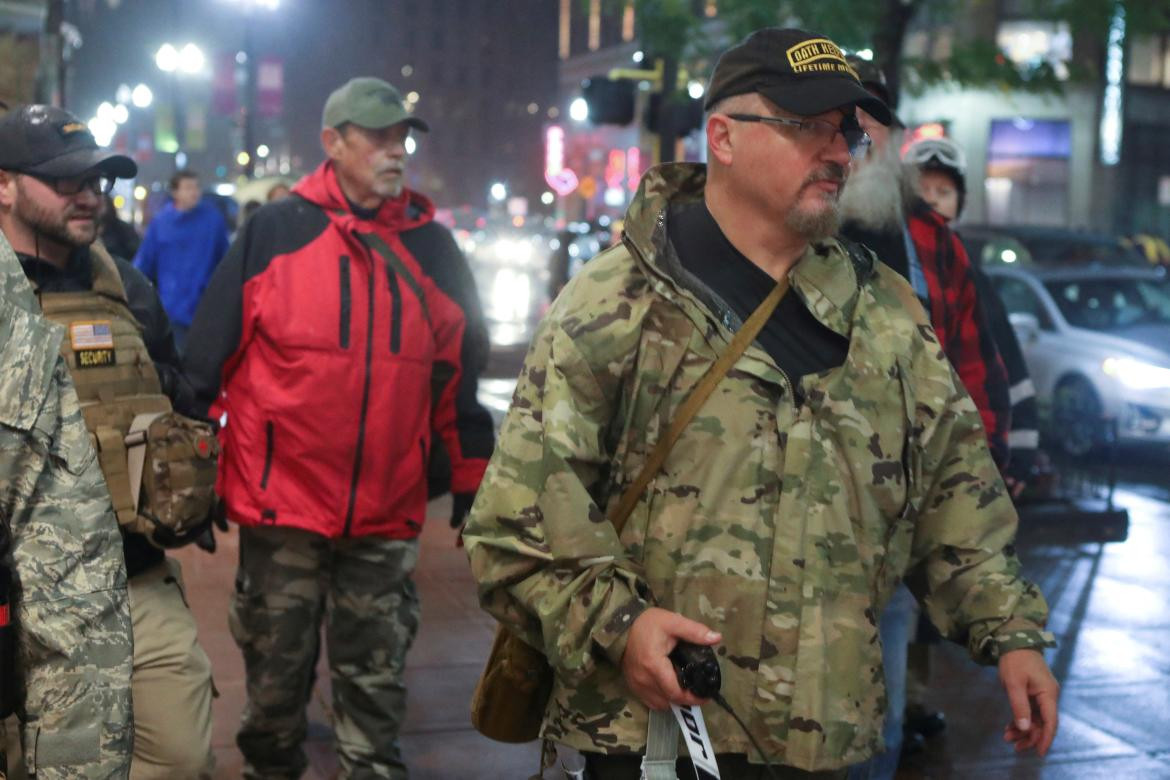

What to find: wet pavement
left=175, top=366, right=1170, bottom=779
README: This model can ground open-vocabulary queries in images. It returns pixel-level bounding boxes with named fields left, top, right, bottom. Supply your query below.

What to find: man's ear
left=0, top=171, right=17, bottom=209
left=706, top=113, right=734, bottom=167
left=321, top=126, right=344, bottom=162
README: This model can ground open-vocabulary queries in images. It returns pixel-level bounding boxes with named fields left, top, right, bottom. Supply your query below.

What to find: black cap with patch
left=704, top=28, right=892, bottom=126
left=0, top=105, right=137, bottom=179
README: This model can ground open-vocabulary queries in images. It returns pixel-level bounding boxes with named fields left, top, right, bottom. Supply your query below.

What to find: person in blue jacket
left=134, top=169, right=229, bottom=353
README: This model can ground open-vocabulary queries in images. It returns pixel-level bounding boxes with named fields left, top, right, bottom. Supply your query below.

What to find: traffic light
left=645, top=93, right=704, bottom=136
left=581, top=76, right=636, bottom=126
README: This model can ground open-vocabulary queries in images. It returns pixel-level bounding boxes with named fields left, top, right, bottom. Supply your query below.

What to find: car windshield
left=1044, top=277, right=1170, bottom=331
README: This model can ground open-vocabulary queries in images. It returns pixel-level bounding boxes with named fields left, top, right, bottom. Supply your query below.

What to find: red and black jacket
left=184, top=162, right=492, bottom=539
left=844, top=202, right=1011, bottom=471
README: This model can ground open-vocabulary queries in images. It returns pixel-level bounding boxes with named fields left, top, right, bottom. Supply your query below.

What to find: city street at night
left=3, top=1, right=1170, bottom=778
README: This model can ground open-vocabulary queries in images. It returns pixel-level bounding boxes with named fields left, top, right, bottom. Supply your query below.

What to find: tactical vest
left=34, top=244, right=218, bottom=547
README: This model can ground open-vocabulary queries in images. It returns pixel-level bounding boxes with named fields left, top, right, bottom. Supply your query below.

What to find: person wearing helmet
left=903, top=137, right=966, bottom=221
left=903, top=135, right=1039, bottom=495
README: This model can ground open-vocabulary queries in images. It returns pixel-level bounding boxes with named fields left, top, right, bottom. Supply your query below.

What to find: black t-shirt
left=667, top=201, right=849, bottom=392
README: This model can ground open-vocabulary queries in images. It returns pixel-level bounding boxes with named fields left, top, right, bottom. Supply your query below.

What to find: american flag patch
left=70, top=320, right=115, bottom=350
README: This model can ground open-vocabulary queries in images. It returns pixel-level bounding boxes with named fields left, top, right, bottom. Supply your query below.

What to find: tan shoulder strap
left=88, top=242, right=131, bottom=303
left=609, top=276, right=790, bottom=535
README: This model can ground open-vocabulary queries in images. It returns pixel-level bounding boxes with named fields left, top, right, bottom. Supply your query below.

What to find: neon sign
left=544, top=125, right=580, bottom=197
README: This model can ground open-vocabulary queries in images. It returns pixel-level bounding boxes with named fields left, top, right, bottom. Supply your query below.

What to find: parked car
left=985, top=265, right=1170, bottom=455
left=960, top=224, right=1150, bottom=270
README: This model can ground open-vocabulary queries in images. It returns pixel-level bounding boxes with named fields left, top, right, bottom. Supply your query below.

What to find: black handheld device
left=669, top=640, right=721, bottom=699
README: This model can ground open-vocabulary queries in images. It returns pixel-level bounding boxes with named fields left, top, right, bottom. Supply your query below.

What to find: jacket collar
left=292, top=161, right=435, bottom=234
left=623, top=162, right=860, bottom=339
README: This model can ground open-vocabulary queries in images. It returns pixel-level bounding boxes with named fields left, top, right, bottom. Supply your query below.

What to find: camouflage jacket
left=0, top=233, right=133, bottom=779
left=463, top=164, right=1053, bottom=770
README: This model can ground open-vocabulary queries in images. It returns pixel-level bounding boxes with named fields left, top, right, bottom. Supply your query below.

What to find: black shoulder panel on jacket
left=238, top=195, right=331, bottom=280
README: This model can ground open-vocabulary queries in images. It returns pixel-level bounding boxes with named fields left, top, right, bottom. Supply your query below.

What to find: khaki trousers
left=128, top=557, right=215, bottom=780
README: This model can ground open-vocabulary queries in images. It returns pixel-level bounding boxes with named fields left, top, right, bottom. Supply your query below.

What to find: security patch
left=70, top=320, right=116, bottom=368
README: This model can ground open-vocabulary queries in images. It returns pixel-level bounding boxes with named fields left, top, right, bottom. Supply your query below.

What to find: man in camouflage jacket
left=0, top=230, right=133, bottom=777
left=464, top=28, right=1058, bottom=777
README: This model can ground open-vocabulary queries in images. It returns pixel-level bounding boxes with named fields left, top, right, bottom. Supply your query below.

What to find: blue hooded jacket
left=133, top=198, right=229, bottom=327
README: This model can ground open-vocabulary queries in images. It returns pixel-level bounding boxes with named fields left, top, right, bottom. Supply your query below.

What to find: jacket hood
left=292, top=160, right=435, bottom=232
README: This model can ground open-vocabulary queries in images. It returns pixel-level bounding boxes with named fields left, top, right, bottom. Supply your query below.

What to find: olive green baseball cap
left=322, top=77, right=429, bottom=132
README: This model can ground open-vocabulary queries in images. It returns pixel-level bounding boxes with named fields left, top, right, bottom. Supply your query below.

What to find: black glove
left=450, top=492, right=475, bottom=529
left=195, top=498, right=229, bottom=554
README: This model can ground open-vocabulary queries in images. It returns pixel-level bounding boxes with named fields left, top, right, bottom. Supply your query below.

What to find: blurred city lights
left=112, top=104, right=129, bottom=124
left=87, top=116, right=116, bottom=147
left=237, top=151, right=251, bottom=166
left=256, top=144, right=270, bottom=158
left=155, top=43, right=178, bottom=72
left=97, top=101, right=115, bottom=121
left=180, top=43, right=205, bottom=74
left=134, top=186, right=148, bottom=200
left=404, top=137, right=417, bottom=155
left=541, top=191, right=555, bottom=205
left=632, top=50, right=644, bottom=63
left=687, top=80, right=705, bottom=99
left=569, top=97, right=588, bottom=122
left=489, top=182, right=507, bottom=202
left=131, top=84, right=153, bottom=108
left=115, top=84, right=132, bottom=104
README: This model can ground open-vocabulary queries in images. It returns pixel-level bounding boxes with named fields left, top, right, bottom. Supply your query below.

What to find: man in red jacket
left=184, top=77, right=493, bottom=779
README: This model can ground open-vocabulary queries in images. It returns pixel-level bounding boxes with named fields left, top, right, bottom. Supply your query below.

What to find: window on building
left=985, top=119, right=1072, bottom=227
left=996, top=20, right=1072, bottom=79
left=622, top=1, right=635, bottom=41
left=1130, top=34, right=1170, bottom=88
left=559, top=0, right=571, bottom=59
left=589, top=0, right=601, bottom=51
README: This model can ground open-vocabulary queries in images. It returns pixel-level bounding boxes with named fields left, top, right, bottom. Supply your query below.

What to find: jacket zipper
left=342, top=246, right=377, bottom=536
left=338, top=255, right=352, bottom=348
left=386, top=265, right=402, bottom=354
left=260, top=421, right=274, bottom=489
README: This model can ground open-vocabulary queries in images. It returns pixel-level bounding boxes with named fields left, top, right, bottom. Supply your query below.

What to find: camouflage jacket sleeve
left=895, top=277, right=1055, bottom=664
left=463, top=280, right=653, bottom=679
left=0, top=296, right=134, bottom=779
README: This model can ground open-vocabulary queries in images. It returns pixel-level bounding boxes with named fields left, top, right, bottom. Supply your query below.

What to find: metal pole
left=243, top=10, right=258, bottom=178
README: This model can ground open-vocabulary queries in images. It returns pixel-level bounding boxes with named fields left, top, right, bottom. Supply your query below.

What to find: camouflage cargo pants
left=230, top=525, right=421, bottom=780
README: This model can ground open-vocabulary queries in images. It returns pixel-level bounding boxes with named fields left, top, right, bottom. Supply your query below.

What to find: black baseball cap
left=0, top=104, right=137, bottom=179
left=704, top=28, right=892, bottom=126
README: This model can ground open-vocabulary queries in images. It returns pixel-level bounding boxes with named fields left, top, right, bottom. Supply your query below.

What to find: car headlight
left=1102, top=357, right=1170, bottom=390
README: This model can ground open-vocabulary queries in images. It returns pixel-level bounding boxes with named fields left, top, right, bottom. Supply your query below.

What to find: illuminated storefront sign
left=544, top=125, right=580, bottom=196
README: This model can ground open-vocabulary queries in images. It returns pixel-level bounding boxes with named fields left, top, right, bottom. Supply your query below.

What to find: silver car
left=985, top=265, right=1170, bottom=455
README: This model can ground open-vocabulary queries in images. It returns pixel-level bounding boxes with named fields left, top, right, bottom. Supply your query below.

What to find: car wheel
left=1050, top=375, right=1103, bottom=458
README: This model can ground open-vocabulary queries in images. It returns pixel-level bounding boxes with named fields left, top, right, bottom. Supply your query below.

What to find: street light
left=569, top=97, right=588, bottom=122
left=155, top=43, right=179, bottom=72
left=131, top=84, right=153, bottom=108
left=490, top=182, right=507, bottom=202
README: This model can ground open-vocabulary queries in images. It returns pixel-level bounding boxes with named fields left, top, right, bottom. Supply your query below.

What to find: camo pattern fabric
left=463, top=163, right=1054, bottom=771
left=0, top=233, right=133, bottom=779
left=230, top=525, right=421, bottom=780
